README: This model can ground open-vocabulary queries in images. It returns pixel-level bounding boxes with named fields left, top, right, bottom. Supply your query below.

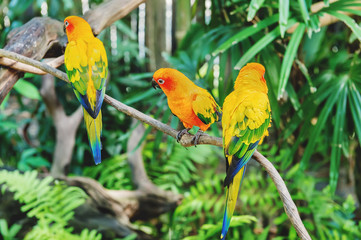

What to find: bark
left=0, top=170, right=179, bottom=239
left=40, top=74, right=83, bottom=177
left=125, top=120, right=182, bottom=221
left=0, top=17, right=64, bottom=104
left=173, top=0, right=191, bottom=48
left=84, top=0, right=146, bottom=36
left=195, top=0, right=205, bottom=25
left=0, top=0, right=147, bottom=105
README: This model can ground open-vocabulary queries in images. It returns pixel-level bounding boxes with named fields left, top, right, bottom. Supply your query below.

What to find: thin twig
left=0, top=48, right=311, bottom=240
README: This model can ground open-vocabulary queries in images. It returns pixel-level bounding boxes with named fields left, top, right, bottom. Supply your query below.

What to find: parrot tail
left=220, top=164, right=247, bottom=240
left=83, top=108, right=102, bottom=165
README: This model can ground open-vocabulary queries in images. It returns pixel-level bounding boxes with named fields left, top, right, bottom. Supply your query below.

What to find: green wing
left=224, top=92, right=271, bottom=155
left=192, top=92, right=222, bottom=125
left=64, top=38, right=108, bottom=118
left=87, top=38, right=108, bottom=91
left=223, top=91, right=271, bottom=182
left=87, top=38, right=108, bottom=116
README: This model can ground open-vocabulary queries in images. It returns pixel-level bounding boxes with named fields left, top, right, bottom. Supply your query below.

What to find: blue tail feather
left=220, top=162, right=248, bottom=239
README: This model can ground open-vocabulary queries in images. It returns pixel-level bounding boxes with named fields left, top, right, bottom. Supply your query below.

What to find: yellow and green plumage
left=64, top=16, right=108, bottom=165
left=221, top=63, right=271, bottom=239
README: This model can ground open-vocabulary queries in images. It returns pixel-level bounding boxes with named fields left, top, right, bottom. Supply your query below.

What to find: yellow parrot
left=221, top=63, right=271, bottom=239
left=63, top=16, right=108, bottom=165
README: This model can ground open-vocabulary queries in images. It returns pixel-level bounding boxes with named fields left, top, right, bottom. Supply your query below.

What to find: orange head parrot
left=152, top=68, right=222, bottom=144
left=63, top=16, right=108, bottom=165
left=220, top=63, right=271, bottom=239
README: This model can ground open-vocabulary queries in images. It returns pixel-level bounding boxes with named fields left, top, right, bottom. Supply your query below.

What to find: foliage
left=83, top=154, right=133, bottom=190
left=1, top=0, right=361, bottom=239
left=0, top=170, right=101, bottom=240
left=148, top=143, right=221, bottom=192
left=0, top=218, right=22, bottom=240
left=238, top=145, right=361, bottom=240
left=167, top=0, right=361, bottom=194
left=183, top=215, right=258, bottom=240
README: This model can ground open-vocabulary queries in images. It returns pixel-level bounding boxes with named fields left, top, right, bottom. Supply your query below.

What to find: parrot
left=63, top=16, right=108, bottom=165
left=220, top=63, right=271, bottom=239
left=152, top=68, right=222, bottom=144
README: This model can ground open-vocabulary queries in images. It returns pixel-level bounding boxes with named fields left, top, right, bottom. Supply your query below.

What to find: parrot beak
left=151, top=78, right=160, bottom=89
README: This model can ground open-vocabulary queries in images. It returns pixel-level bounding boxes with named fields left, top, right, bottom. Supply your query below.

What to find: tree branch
left=0, top=49, right=311, bottom=240
left=84, top=0, right=146, bottom=36
left=0, top=0, right=147, bottom=104
left=0, top=17, right=64, bottom=103
left=0, top=56, right=64, bottom=75
left=40, top=74, right=83, bottom=177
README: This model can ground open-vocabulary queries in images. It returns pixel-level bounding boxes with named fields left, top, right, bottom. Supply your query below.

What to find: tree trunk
left=173, top=0, right=191, bottom=50
left=146, top=0, right=169, bottom=71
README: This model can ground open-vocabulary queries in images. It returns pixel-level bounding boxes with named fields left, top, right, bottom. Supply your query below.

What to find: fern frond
left=0, top=170, right=101, bottom=240
left=24, top=218, right=101, bottom=240
left=152, top=144, right=220, bottom=192
left=83, top=154, right=133, bottom=190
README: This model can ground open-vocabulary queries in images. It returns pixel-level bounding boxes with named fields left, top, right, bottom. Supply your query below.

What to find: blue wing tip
left=92, top=142, right=102, bottom=165
left=220, top=228, right=228, bottom=240
left=221, top=209, right=230, bottom=240
left=94, top=158, right=101, bottom=165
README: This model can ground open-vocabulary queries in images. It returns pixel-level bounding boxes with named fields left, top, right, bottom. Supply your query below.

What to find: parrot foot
left=191, top=130, right=204, bottom=147
left=176, top=128, right=191, bottom=142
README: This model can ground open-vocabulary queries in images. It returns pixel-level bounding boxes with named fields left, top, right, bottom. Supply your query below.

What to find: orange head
left=152, top=68, right=192, bottom=94
left=234, top=62, right=267, bottom=93
left=64, top=16, right=94, bottom=42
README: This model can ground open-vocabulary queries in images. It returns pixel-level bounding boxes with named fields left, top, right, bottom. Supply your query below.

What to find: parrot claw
left=191, top=130, right=204, bottom=147
left=176, top=128, right=190, bottom=142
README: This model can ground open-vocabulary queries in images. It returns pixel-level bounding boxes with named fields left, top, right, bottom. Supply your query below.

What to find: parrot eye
left=158, top=79, right=165, bottom=84
left=65, top=21, right=69, bottom=27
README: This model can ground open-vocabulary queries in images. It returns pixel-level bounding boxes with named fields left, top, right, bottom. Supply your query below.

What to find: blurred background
left=1, top=0, right=361, bottom=239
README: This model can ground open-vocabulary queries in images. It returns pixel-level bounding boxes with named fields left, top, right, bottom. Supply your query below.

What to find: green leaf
left=115, top=20, right=137, bottom=40
left=247, top=0, right=266, bottom=21
left=212, top=14, right=279, bottom=56
left=261, top=46, right=281, bottom=96
left=324, top=0, right=329, bottom=7
left=300, top=83, right=341, bottom=170
left=279, top=0, right=289, bottom=37
left=330, top=87, right=347, bottom=194
left=0, top=219, right=9, bottom=236
left=309, top=14, right=320, bottom=33
left=0, top=94, right=10, bottom=110
left=286, top=82, right=302, bottom=114
left=277, top=23, right=306, bottom=99
left=0, top=120, right=18, bottom=131
left=325, top=10, right=361, bottom=42
left=235, top=18, right=297, bottom=69
left=295, top=59, right=315, bottom=90
left=13, top=79, right=41, bottom=100
left=234, top=26, right=281, bottom=69
left=302, top=27, right=327, bottom=66
left=298, top=0, right=310, bottom=24
left=348, top=82, right=361, bottom=145
left=325, top=0, right=361, bottom=11
left=123, top=88, right=156, bottom=105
